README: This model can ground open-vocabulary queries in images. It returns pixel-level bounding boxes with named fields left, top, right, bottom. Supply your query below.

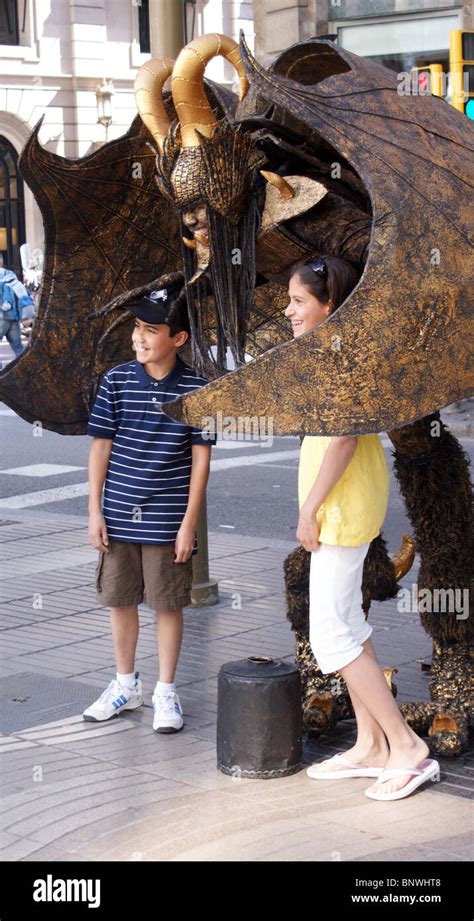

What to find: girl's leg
left=156, top=608, right=184, bottom=683
left=309, top=543, right=387, bottom=772
left=110, top=605, right=139, bottom=673
left=338, top=651, right=429, bottom=794
left=340, top=637, right=389, bottom=766
left=310, top=643, right=389, bottom=773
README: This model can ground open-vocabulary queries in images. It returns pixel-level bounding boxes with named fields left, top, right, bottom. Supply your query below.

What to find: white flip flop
left=307, top=752, right=384, bottom=780
left=364, top=758, right=441, bottom=801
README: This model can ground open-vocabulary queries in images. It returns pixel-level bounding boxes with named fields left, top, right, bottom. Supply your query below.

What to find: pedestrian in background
left=0, top=254, right=35, bottom=358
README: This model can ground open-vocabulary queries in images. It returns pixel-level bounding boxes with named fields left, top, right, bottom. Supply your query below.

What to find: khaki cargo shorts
left=95, top=540, right=193, bottom=611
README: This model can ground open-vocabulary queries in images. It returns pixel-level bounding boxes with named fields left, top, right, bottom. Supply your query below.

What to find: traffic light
left=449, top=30, right=474, bottom=118
left=410, top=65, right=444, bottom=98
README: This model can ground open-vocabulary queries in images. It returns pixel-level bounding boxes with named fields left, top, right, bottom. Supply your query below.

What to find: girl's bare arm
left=297, top=436, right=358, bottom=551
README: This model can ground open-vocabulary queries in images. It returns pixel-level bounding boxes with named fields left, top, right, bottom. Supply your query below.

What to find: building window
left=138, top=0, right=150, bottom=54
left=0, top=137, right=25, bottom=277
left=328, top=0, right=461, bottom=19
left=0, top=0, right=19, bottom=45
left=334, top=11, right=461, bottom=75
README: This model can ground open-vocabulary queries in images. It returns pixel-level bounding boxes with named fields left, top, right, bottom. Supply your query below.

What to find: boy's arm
left=88, top=437, right=113, bottom=552
left=297, top=436, right=358, bottom=551
left=174, top=443, right=212, bottom=562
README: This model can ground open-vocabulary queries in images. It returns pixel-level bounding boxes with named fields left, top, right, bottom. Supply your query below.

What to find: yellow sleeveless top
left=298, top=434, right=390, bottom=547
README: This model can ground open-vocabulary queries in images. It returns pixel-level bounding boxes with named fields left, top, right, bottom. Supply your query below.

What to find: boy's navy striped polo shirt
left=87, top=355, right=214, bottom=550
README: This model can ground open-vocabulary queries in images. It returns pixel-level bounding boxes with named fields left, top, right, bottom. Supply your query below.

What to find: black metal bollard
left=217, top=655, right=303, bottom=778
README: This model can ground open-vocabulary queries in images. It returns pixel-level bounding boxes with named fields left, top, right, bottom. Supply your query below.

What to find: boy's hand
left=174, top=521, right=195, bottom=562
left=296, top=508, right=321, bottom=552
left=88, top=512, right=110, bottom=553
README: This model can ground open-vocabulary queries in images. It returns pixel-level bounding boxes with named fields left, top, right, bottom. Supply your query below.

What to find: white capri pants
left=309, top=541, right=372, bottom=675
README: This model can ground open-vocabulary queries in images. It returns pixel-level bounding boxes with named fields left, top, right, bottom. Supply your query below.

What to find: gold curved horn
left=171, top=33, right=250, bottom=148
left=260, top=170, right=296, bottom=200
left=134, top=57, right=175, bottom=153
left=391, top=533, right=416, bottom=581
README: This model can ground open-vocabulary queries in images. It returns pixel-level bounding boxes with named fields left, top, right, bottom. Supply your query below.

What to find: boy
left=83, top=283, right=214, bottom=732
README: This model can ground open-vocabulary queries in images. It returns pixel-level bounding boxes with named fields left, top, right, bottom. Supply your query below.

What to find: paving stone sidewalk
left=0, top=510, right=472, bottom=863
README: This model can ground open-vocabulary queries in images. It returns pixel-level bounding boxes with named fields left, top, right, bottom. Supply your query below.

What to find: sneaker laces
left=98, top=679, right=124, bottom=704
left=153, top=691, right=178, bottom=713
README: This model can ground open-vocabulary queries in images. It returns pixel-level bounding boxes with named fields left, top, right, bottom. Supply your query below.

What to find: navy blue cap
left=122, top=284, right=182, bottom=324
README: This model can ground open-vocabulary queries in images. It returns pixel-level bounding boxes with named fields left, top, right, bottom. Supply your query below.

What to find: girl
left=285, top=256, right=439, bottom=801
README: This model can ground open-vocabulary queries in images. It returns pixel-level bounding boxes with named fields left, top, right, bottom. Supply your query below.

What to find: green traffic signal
left=465, top=98, right=474, bottom=118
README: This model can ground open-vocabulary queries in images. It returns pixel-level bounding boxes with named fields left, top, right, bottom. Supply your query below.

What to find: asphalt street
left=2, top=336, right=473, bottom=552
left=2, top=398, right=471, bottom=554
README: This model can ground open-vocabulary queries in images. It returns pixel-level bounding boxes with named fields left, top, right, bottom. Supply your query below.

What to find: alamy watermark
left=397, top=70, right=469, bottom=101
left=33, top=875, right=100, bottom=908
left=398, top=583, right=469, bottom=620
left=200, top=411, right=274, bottom=446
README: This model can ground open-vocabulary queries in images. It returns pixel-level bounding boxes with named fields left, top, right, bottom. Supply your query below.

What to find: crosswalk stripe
left=0, top=442, right=394, bottom=508
left=0, top=451, right=301, bottom=507
left=210, top=449, right=300, bottom=470
left=0, top=482, right=90, bottom=508
left=1, top=464, right=85, bottom=477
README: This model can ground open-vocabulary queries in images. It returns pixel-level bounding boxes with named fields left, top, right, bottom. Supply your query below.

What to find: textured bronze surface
left=163, top=34, right=473, bottom=434
left=156, top=119, right=265, bottom=220
left=5, top=34, right=472, bottom=432
left=0, top=82, right=236, bottom=432
left=400, top=640, right=472, bottom=756
left=150, top=35, right=264, bottom=221
left=0, top=114, right=181, bottom=433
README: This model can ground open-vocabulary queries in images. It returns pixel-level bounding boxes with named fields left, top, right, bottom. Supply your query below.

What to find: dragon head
left=135, top=35, right=268, bottom=376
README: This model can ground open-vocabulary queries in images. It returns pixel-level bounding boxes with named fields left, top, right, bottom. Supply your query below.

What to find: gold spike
left=391, top=533, right=416, bottom=581
left=260, top=170, right=295, bottom=200
left=383, top=667, right=398, bottom=692
left=182, top=236, right=197, bottom=250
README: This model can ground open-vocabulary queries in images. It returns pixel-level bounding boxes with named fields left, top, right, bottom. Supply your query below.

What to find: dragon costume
left=1, top=33, right=472, bottom=755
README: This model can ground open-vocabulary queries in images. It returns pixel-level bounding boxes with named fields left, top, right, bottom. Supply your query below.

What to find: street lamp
left=95, top=78, right=115, bottom=141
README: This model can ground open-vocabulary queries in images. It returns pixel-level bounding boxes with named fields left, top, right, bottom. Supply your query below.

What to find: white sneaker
left=83, top=672, right=143, bottom=721
left=152, top=688, right=184, bottom=733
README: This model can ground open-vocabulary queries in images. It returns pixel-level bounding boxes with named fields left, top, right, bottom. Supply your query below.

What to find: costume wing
left=0, top=114, right=181, bottom=433
left=0, top=82, right=237, bottom=435
left=162, top=35, right=474, bottom=436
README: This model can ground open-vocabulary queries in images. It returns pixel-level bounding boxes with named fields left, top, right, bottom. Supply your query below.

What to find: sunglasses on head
left=309, top=258, right=328, bottom=279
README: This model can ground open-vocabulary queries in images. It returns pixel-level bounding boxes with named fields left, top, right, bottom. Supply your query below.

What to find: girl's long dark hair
left=290, top=255, right=361, bottom=313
